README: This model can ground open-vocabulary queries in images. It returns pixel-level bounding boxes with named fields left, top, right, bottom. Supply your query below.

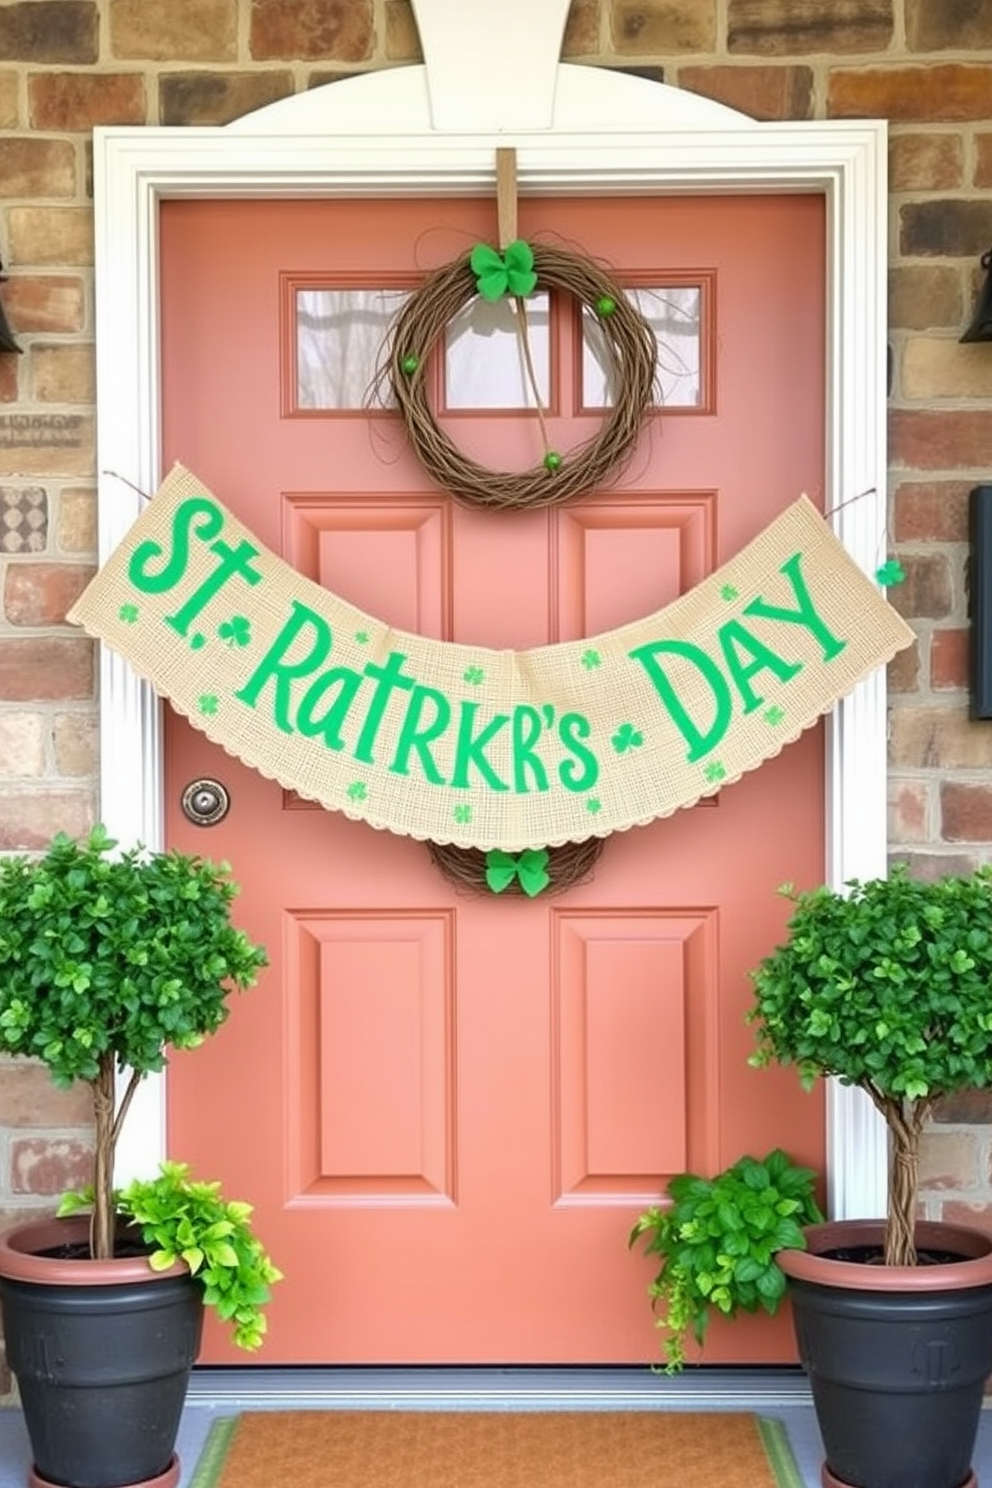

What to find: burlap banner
left=69, top=464, right=914, bottom=851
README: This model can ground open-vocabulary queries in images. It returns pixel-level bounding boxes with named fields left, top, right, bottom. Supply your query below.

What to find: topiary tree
left=748, top=865, right=992, bottom=1267
left=0, top=825, right=268, bottom=1260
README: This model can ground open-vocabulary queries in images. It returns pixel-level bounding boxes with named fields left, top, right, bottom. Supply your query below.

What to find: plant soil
left=823, top=1242, right=966, bottom=1266
left=36, top=1237, right=152, bottom=1262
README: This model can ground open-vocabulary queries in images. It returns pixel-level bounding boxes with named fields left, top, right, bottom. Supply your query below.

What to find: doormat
left=187, top=1410, right=804, bottom=1488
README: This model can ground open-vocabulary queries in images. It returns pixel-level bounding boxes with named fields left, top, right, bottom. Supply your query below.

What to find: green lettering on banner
left=129, top=496, right=223, bottom=594
left=717, top=619, right=803, bottom=714
left=166, top=536, right=263, bottom=640
left=558, top=713, right=599, bottom=792
left=744, top=551, right=847, bottom=662
left=628, top=640, right=732, bottom=763
left=355, top=652, right=417, bottom=764
left=451, top=702, right=510, bottom=791
left=296, top=667, right=364, bottom=750
left=512, top=706, right=549, bottom=794
left=127, top=494, right=263, bottom=639
left=390, top=686, right=450, bottom=784
left=236, top=600, right=332, bottom=734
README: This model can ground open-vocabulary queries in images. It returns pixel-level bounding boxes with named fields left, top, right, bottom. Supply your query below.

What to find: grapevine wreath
left=384, top=236, right=659, bottom=893
left=387, top=239, right=659, bottom=511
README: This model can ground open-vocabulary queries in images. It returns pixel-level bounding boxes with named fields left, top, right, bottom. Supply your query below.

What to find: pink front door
left=160, top=192, right=826, bottom=1365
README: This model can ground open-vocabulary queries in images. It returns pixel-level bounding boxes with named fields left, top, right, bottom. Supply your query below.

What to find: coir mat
left=188, top=1409, right=804, bottom=1488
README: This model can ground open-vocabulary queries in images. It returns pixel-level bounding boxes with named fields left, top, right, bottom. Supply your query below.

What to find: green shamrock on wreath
left=470, top=240, right=538, bottom=302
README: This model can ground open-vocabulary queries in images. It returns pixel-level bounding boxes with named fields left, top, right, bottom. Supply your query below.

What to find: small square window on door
left=286, top=273, right=712, bottom=416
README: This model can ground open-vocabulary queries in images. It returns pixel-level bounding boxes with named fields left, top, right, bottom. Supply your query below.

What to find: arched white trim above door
left=92, top=63, right=888, bottom=1224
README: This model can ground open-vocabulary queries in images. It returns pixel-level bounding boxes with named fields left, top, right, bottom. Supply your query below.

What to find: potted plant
left=749, top=864, right=992, bottom=1488
left=0, top=824, right=278, bottom=1488
left=628, top=1148, right=822, bottom=1373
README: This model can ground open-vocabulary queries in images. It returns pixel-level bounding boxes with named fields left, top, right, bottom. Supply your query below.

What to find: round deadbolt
left=181, top=778, right=230, bottom=827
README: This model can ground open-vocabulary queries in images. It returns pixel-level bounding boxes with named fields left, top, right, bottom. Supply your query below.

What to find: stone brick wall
left=1, top=0, right=992, bottom=1360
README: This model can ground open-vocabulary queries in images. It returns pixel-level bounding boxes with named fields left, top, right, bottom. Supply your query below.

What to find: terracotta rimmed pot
left=777, top=1220, right=992, bottom=1488
left=0, top=1216, right=203, bottom=1488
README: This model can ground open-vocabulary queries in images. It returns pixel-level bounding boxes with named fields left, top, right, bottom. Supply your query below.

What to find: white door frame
left=92, top=62, right=889, bottom=1224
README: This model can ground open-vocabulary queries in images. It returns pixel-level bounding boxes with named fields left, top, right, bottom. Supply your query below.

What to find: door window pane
left=583, top=286, right=702, bottom=409
left=296, top=288, right=408, bottom=410
left=444, top=293, right=551, bottom=409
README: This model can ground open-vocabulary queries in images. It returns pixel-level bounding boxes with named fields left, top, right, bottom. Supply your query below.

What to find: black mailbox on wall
left=970, top=484, right=992, bottom=718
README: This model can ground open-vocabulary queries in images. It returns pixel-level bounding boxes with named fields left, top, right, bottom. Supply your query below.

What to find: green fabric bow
left=470, top=240, right=538, bottom=302
left=484, top=848, right=551, bottom=897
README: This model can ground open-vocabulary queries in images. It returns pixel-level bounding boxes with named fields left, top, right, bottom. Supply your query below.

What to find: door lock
left=180, top=778, right=230, bottom=827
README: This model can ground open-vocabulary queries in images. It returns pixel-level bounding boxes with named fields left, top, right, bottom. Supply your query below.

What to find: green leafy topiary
left=628, top=1148, right=822, bottom=1372
left=59, top=1161, right=282, bottom=1350
left=748, top=865, right=992, bottom=1267
left=0, top=825, right=269, bottom=1269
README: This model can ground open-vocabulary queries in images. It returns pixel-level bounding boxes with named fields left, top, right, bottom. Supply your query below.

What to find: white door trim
left=92, top=63, right=888, bottom=1224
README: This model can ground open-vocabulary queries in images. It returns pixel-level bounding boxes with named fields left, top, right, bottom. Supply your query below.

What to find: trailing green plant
left=59, top=1161, right=282, bottom=1350
left=628, top=1148, right=823, bottom=1372
left=748, top=865, right=992, bottom=1268
left=0, top=825, right=268, bottom=1262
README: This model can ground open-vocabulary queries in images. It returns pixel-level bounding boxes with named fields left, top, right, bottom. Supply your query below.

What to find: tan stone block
left=159, top=70, right=294, bottom=126
left=11, top=1137, right=95, bottom=1196
left=29, top=71, right=146, bottom=130
left=678, top=64, right=812, bottom=121
left=3, top=276, right=84, bottom=335
left=0, top=711, right=45, bottom=777
left=931, top=627, right=969, bottom=690
left=900, top=199, right=992, bottom=258
left=0, top=71, right=19, bottom=128
left=889, top=408, right=992, bottom=470
left=889, top=705, right=992, bottom=769
left=0, top=790, right=94, bottom=850
left=0, top=1061, right=93, bottom=1125
left=902, top=337, right=992, bottom=401
left=110, top=0, right=237, bottom=62
left=30, top=344, right=96, bottom=403
left=977, top=134, right=992, bottom=190
left=0, top=3, right=98, bottom=64
left=52, top=710, right=97, bottom=777
left=907, top=0, right=992, bottom=51
left=8, top=207, right=94, bottom=267
left=0, top=138, right=76, bottom=198
left=829, top=65, right=992, bottom=123
left=56, top=486, right=96, bottom=553
left=385, top=1, right=422, bottom=61
left=887, top=780, right=929, bottom=842
left=0, top=358, right=20, bottom=404
left=729, top=0, right=893, bottom=54
left=0, top=412, right=95, bottom=478
left=4, top=562, right=94, bottom=625
left=893, top=481, right=970, bottom=543
left=250, top=0, right=373, bottom=62
left=611, top=1, right=715, bottom=54
left=888, top=265, right=962, bottom=332
left=890, top=132, right=963, bottom=192
left=942, top=782, right=992, bottom=841
left=918, top=1131, right=979, bottom=1189
left=936, top=1090, right=992, bottom=1123
left=0, top=637, right=93, bottom=700
left=563, top=0, right=602, bottom=56
left=887, top=552, right=954, bottom=621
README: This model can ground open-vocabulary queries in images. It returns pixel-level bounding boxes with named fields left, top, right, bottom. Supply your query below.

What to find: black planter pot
left=778, top=1219, right=992, bottom=1488
left=0, top=1217, right=204, bottom=1488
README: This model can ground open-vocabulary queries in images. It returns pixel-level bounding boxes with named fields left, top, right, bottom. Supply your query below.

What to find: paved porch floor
left=1, top=1368, right=991, bottom=1486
